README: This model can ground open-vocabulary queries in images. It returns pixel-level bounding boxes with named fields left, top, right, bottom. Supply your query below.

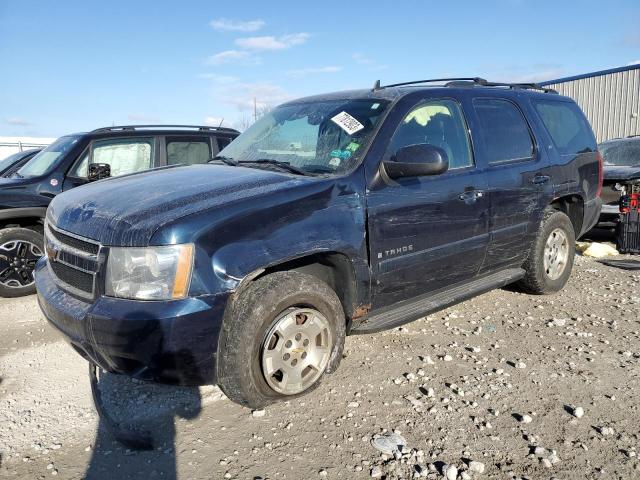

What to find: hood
left=48, top=165, right=309, bottom=246
left=0, top=176, right=37, bottom=187
left=603, top=165, right=640, bottom=182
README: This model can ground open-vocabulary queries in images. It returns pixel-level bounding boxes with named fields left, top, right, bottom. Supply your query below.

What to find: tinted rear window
left=533, top=100, right=595, bottom=155
left=473, top=98, right=534, bottom=163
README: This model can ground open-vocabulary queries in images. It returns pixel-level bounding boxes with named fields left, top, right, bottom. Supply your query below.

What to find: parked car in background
left=36, top=78, right=601, bottom=408
left=597, top=135, right=640, bottom=226
left=0, top=149, right=41, bottom=176
left=0, top=125, right=239, bottom=297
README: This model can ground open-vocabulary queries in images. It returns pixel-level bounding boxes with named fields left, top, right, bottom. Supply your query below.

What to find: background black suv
left=0, top=125, right=239, bottom=297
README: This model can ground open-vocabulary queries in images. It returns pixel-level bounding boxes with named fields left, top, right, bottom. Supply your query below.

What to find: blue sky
left=1, top=0, right=639, bottom=137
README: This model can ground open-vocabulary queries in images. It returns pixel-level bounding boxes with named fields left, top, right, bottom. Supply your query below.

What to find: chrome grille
left=45, top=223, right=101, bottom=299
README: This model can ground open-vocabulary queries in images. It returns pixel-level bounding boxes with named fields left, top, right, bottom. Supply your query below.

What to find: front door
left=366, top=97, right=489, bottom=309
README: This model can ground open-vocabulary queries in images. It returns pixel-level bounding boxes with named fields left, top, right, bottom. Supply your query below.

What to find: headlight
left=105, top=244, right=194, bottom=300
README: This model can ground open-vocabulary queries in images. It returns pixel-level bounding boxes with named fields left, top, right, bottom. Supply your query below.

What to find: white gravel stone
left=370, top=465, right=383, bottom=478
left=468, top=460, right=485, bottom=474
left=520, top=414, right=533, bottom=424
left=443, top=464, right=458, bottom=480
left=251, top=409, right=266, bottom=418
left=571, top=406, right=584, bottom=418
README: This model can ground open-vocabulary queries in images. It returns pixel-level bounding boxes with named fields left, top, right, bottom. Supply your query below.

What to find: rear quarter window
left=533, top=100, right=596, bottom=155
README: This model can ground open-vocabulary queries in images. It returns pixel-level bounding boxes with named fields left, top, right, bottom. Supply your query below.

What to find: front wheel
left=518, top=208, right=575, bottom=294
left=217, top=271, right=346, bottom=408
left=0, top=227, right=44, bottom=298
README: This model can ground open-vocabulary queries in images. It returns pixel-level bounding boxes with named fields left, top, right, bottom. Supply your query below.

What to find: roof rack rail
left=373, top=77, right=557, bottom=94
left=90, top=124, right=239, bottom=134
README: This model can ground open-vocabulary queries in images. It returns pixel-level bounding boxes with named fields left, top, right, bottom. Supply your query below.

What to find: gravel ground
left=0, top=253, right=639, bottom=480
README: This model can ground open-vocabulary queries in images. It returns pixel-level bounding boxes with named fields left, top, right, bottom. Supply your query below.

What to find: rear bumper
left=581, top=197, right=603, bottom=236
left=35, top=258, right=230, bottom=385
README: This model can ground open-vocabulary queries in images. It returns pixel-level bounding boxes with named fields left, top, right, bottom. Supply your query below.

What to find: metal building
left=541, top=64, right=640, bottom=143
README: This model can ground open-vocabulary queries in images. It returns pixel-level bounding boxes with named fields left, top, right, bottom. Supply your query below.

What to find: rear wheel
left=0, top=227, right=44, bottom=298
left=217, top=271, right=345, bottom=408
left=518, top=208, right=575, bottom=294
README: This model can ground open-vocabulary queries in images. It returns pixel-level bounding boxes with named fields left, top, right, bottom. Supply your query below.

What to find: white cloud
left=5, top=117, right=31, bottom=126
left=203, top=116, right=227, bottom=127
left=286, top=66, right=342, bottom=78
left=210, top=18, right=265, bottom=32
left=205, top=50, right=258, bottom=66
left=627, top=60, right=640, bottom=66
left=235, top=33, right=309, bottom=51
left=127, top=113, right=162, bottom=123
left=215, top=81, right=292, bottom=111
left=197, top=73, right=239, bottom=83
left=351, top=53, right=388, bottom=71
left=352, top=53, right=373, bottom=65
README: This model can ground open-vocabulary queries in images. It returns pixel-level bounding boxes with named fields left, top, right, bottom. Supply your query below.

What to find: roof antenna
left=372, top=79, right=381, bottom=91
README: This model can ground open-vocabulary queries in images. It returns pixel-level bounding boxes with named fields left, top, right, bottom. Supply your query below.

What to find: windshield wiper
left=238, top=159, right=310, bottom=176
left=209, top=155, right=238, bottom=166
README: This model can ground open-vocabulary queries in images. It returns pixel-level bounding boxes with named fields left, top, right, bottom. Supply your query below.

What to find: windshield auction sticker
left=331, top=111, right=364, bottom=135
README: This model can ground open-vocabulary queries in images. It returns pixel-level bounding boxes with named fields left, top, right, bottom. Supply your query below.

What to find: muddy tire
left=518, top=208, right=575, bottom=295
left=217, top=271, right=346, bottom=409
left=0, top=227, right=44, bottom=298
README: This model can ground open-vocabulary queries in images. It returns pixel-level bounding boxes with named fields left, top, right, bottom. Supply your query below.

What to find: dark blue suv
left=35, top=78, right=602, bottom=408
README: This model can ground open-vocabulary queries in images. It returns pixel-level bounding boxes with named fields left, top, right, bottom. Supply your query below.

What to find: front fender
left=151, top=173, right=370, bottom=301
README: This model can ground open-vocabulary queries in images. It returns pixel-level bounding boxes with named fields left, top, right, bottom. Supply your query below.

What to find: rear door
left=470, top=96, right=547, bottom=272
left=164, top=135, right=215, bottom=166
left=366, top=96, right=489, bottom=308
left=63, top=136, right=157, bottom=190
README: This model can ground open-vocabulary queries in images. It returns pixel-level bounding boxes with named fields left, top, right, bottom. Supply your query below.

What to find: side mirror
left=88, top=163, right=111, bottom=182
left=383, top=144, right=449, bottom=179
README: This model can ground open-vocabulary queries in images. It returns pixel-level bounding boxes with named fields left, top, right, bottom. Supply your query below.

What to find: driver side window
left=69, top=137, right=155, bottom=178
left=388, top=99, right=473, bottom=169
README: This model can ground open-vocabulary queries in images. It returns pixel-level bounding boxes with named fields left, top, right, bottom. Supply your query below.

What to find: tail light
left=596, top=151, right=604, bottom=198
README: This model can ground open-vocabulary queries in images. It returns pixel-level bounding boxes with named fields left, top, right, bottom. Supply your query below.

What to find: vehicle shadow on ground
left=84, top=365, right=203, bottom=480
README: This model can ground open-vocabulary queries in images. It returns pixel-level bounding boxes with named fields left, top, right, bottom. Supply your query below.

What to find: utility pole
left=253, top=97, right=257, bottom=122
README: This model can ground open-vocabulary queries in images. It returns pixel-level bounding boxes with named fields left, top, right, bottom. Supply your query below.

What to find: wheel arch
left=240, top=251, right=364, bottom=326
left=549, top=194, right=584, bottom=238
left=0, top=207, right=46, bottom=231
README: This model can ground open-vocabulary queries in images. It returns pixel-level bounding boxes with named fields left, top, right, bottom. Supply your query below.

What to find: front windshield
left=599, top=140, right=640, bottom=167
left=0, top=151, right=25, bottom=171
left=219, top=99, right=389, bottom=175
left=17, top=135, right=81, bottom=177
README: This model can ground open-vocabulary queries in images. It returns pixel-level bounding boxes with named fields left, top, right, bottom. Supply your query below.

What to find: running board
left=351, top=268, right=525, bottom=334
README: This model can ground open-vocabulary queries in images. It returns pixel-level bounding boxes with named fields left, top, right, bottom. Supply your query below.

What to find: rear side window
left=166, top=136, right=212, bottom=165
left=533, top=100, right=595, bottom=155
left=473, top=98, right=534, bottom=163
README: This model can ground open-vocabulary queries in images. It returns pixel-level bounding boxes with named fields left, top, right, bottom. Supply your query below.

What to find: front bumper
left=35, top=258, right=230, bottom=385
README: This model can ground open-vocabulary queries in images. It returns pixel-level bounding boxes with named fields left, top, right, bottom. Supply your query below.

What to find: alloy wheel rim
left=0, top=240, right=43, bottom=288
left=261, top=307, right=332, bottom=395
left=543, top=228, right=569, bottom=280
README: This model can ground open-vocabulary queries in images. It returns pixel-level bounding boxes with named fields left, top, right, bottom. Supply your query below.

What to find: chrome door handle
left=458, top=190, right=483, bottom=202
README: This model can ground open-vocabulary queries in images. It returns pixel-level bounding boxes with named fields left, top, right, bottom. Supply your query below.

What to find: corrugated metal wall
left=545, top=67, right=640, bottom=143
